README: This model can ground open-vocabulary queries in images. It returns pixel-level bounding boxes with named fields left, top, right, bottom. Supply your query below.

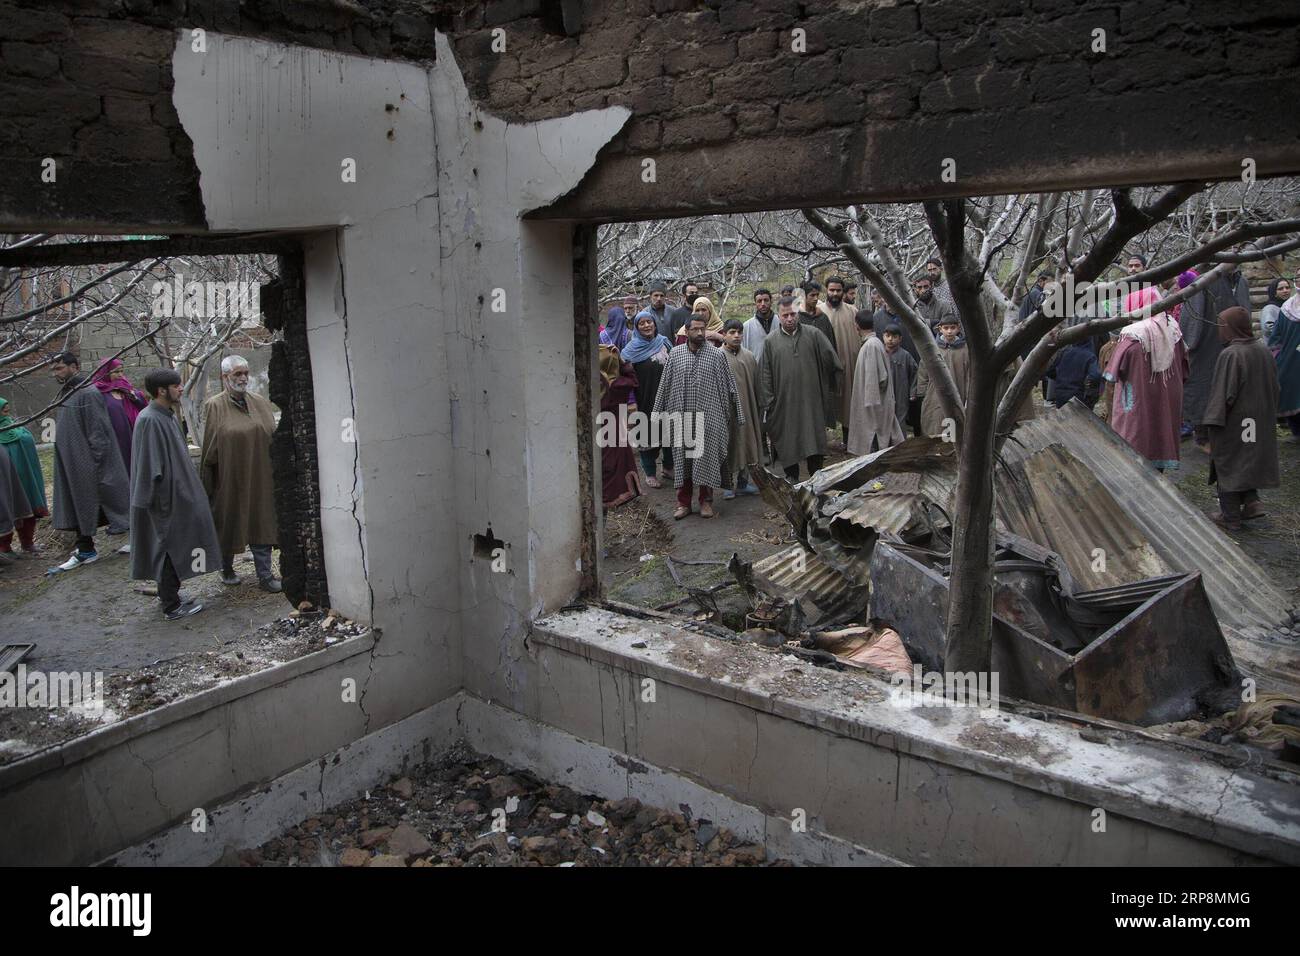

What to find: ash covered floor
left=242, top=742, right=786, bottom=868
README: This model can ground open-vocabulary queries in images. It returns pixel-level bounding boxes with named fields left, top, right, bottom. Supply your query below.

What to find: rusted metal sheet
left=1010, top=403, right=1298, bottom=686
left=1009, top=443, right=1170, bottom=589
left=867, top=540, right=1240, bottom=725
left=1073, top=574, right=1239, bottom=725
left=750, top=544, right=866, bottom=625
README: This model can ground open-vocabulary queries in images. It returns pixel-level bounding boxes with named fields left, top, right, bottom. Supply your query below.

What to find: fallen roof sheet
left=751, top=544, right=865, bottom=624
left=758, top=401, right=1298, bottom=690
left=1008, top=403, right=1298, bottom=686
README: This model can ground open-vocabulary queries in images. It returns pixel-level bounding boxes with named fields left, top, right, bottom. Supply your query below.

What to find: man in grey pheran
left=129, top=368, right=222, bottom=620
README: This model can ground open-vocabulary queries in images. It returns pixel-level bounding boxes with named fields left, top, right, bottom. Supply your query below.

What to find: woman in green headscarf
left=0, top=397, right=48, bottom=554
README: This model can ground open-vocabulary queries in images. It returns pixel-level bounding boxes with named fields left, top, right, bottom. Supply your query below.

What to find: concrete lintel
left=532, top=608, right=1300, bottom=864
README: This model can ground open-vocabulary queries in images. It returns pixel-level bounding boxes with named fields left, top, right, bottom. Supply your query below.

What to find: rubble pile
left=110, top=608, right=365, bottom=717
left=247, top=743, right=785, bottom=867
left=644, top=405, right=1300, bottom=732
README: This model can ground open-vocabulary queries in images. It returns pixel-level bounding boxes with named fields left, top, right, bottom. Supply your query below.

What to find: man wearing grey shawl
left=130, top=368, right=222, bottom=620
left=847, top=328, right=905, bottom=455
left=48, top=352, right=131, bottom=572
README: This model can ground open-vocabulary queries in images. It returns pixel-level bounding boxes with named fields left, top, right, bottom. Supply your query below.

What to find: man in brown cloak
left=200, top=355, right=281, bottom=591
left=1203, top=306, right=1280, bottom=531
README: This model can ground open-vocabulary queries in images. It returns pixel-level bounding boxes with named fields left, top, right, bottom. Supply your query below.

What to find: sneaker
left=164, top=600, right=204, bottom=621
left=739, top=482, right=760, bottom=495
left=258, top=577, right=283, bottom=593
left=673, top=505, right=690, bottom=520
left=723, top=489, right=736, bottom=500
left=116, top=543, right=131, bottom=555
left=49, top=550, right=98, bottom=573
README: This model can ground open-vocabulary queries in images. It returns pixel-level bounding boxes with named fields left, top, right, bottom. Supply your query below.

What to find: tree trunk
left=944, top=373, right=998, bottom=675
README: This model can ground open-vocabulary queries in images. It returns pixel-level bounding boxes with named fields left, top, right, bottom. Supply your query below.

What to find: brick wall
left=1, top=0, right=1297, bottom=230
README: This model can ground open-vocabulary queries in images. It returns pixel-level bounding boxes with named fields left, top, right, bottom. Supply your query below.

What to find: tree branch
left=803, top=206, right=964, bottom=428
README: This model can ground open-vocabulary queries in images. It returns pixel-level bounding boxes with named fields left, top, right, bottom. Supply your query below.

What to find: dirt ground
left=601, top=418, right=1300, bottom=615
left=0, top=515, right=344, bottom=763
left=244, top=741, right=786, bottom=867
left=1172, top=429, right=1300, bottom=601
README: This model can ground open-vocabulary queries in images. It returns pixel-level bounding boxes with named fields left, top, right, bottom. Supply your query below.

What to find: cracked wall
left=170, top=31, right=626, bottom=743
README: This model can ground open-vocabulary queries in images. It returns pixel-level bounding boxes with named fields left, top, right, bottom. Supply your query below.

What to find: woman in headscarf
left=0, top=396, right=48, bottom=555
left=599, top=304, right=634, bottom=351
left=1261, top=277, right=1292, bottom=343
left=1169, top=269, right=1199, bottom=327
left=598, top=345, right=644, bottom=510
left=1268, top=282, right=1300, bottom=442
left=1203, top=306, right=1280, bottom=530
left=1103, top=294, right=1188, bottom=470
left=622, top=310, right=673, bottom=487
left=673, top=295, right=724, bottom=346
left=91, top=358, right=148, bottom=472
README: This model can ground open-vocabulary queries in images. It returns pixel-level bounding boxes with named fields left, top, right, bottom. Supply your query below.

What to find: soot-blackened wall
left=2, top=1, right=1297, bottom=232
left=263, top=252, right=330, bottom=610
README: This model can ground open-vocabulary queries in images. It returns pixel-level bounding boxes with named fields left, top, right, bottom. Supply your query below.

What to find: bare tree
left=805, top=181, right=1300, bottom=674
left=1, top=237, right=277, bottom=444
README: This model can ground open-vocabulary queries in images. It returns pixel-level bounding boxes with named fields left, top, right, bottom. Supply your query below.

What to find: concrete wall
left=3, top=2, right=1298, bottom=230
left=2, top=12, right=1298, bottom=863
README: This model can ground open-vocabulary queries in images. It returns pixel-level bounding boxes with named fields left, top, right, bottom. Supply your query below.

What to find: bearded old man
left=847, top=327, right=904, bottom=455
left=48, top=351, right=131, bottom=571
left=653, top=310, right=744, bottom=519
left=130, top=368, right=222, bottom=620
left=200, top=355, right=282, bottom=592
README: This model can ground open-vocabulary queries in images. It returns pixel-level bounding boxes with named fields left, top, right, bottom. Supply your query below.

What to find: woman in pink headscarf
left=1104, top=283, right=1189, bottom=470
left=91, top=358, right=148, bottom=472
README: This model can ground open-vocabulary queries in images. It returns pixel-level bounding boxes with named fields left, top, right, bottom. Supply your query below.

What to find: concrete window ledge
left=531, top=607, right=1300, bottom=865
left=0, top=631, right=376, bottom=791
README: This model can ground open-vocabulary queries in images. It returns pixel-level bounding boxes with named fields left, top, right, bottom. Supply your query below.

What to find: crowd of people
left=0, top=352, right=282, bottom=619
left=598, top=255, right=1300, bottom=532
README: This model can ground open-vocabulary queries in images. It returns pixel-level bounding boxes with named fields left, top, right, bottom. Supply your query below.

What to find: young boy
left=881, top=323, right=918, bottom=437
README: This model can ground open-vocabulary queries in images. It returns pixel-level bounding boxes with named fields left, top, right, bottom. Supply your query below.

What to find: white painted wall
left=172, top=30, right=628, bottom=729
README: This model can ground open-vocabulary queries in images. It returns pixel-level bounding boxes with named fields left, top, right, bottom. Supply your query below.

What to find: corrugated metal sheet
left=751, top=544, right=862, bottom=624
left=1008, top=404, right=1298, bottom=686
left=804, top=436, right=955, bottom=495
left=749, top=406, right=1297, bottom=687
left=997, top=442, right=1171, bottom=590
left=826, top=492, right=929, bottom=538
